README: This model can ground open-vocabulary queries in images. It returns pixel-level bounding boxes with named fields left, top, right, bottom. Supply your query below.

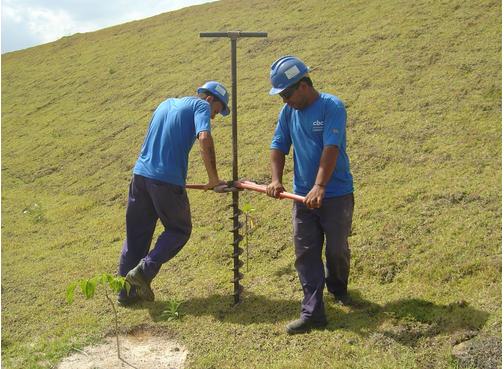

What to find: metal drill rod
left=230, top=36, right=242, bottom=304
left=199, top=31, right=267, bottom=305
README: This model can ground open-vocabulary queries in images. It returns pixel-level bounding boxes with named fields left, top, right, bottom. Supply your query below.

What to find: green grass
left=1, top=0, right=501, bottom=368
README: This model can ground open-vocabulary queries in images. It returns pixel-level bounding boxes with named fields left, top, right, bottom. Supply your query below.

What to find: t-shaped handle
left=200, top=31, right=267, bottom=39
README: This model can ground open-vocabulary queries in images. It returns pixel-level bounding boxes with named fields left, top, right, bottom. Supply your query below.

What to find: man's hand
left=304, top=184, right=325, bottom=209
left=213, top=182, right=239, bottom=193
left=203, top=179, right=226, bottom=191
left=266, top=180, right=285, bottom=198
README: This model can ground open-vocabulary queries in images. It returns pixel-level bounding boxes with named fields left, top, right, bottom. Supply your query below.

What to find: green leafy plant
left=67, top=274, right=136, bottom=368
left=161, top=299, right=183, bottom=321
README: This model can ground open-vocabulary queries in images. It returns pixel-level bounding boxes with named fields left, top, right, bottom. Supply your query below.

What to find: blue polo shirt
left=133, top=97, right=211, bottom=186
left=270, top=93, right=353, bottom=198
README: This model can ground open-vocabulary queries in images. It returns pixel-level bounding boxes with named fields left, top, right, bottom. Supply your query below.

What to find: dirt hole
left=56, top=327, right=187, bottom=369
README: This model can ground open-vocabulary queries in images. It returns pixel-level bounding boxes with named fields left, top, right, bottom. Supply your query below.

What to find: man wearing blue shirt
left=118, top=81, right=230, bottom=305
left=266, top=56, right=354, bottom=334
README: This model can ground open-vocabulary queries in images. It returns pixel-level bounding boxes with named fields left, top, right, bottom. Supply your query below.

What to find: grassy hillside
left=2, top=0, right=501, bottom=368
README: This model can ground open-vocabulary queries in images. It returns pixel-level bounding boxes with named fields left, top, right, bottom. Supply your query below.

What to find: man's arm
left=266, top=149, right=286, bottom=198
left=198, top=131, right=222, bottom=189
left=304, top=145, right=339, bottom=209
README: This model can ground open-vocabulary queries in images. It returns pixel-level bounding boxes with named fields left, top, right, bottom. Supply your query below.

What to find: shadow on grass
left=325, top=290, right=490, bottom=346
left=147, top=291, right=299, bottom=324
left=146, top=289, right=489, bottom=346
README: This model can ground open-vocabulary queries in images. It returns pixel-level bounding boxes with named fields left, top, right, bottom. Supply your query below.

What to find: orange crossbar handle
left=185, top=181, right=305, bottom=203
left=235, top=181, right=305, bottom=203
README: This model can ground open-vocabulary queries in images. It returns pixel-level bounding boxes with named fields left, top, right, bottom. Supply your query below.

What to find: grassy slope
left=1, top=0, right=501, bottom=368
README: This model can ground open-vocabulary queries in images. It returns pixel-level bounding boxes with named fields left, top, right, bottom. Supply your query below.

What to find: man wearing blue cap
left=266, top=56, right=354, bottom=334
left=117, top=81, right=230, bottom=305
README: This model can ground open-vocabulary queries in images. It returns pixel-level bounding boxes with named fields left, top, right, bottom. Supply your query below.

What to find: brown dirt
left=56, top=328, right=187, bottom=369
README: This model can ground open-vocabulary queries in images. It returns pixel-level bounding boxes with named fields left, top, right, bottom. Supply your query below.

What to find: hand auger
left=199, top=31, right=269, bottom=305
left=186, top=180, right=305, bottom=304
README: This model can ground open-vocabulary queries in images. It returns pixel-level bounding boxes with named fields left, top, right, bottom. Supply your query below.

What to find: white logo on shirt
left=312, top=120, right=324, bottom=132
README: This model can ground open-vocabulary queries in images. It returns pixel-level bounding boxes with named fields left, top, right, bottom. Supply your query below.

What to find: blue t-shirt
left=133, top=96, right=211, bottom=186
left=270, top=93, right=353, bottom=198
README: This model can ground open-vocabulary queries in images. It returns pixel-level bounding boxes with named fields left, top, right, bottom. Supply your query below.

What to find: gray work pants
left=292, top=193, right=354, bottom=321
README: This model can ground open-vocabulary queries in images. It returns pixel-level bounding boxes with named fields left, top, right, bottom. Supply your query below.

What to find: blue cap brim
left=269, top=86, right=285, bottom=95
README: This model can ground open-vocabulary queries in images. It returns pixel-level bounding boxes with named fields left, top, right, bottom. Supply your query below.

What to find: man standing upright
left=265, top=56, right=354, bottom=334
left=118, top=81, right=230, bottom=305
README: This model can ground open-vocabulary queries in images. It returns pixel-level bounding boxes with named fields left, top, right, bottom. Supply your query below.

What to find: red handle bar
left=185, top=181, right=305, bottom=203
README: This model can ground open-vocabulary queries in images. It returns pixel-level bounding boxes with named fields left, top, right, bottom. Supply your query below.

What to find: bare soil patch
left=57, top=327, right=187, bottom=369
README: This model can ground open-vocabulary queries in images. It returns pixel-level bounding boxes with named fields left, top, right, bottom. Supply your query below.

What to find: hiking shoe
left=125, top=261, right=155, bottom=302
left=286, top=318, right=328, bottom=335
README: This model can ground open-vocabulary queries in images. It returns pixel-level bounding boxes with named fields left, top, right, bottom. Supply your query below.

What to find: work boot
left=117, top=293, right=141, bottom=307
left=125, top=261, right=155, bottom=302
left=286, top=318, right=328, bottom=335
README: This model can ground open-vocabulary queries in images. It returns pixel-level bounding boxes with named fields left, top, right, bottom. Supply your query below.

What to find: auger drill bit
left=230, top=197, right=244, bottom=304
left=228, top=189, right=244, bottom=303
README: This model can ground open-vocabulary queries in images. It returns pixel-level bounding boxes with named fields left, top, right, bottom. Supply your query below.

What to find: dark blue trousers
left=118, top=175, right=192, bottom=288
left=292, top=193, right=354, bottom=321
